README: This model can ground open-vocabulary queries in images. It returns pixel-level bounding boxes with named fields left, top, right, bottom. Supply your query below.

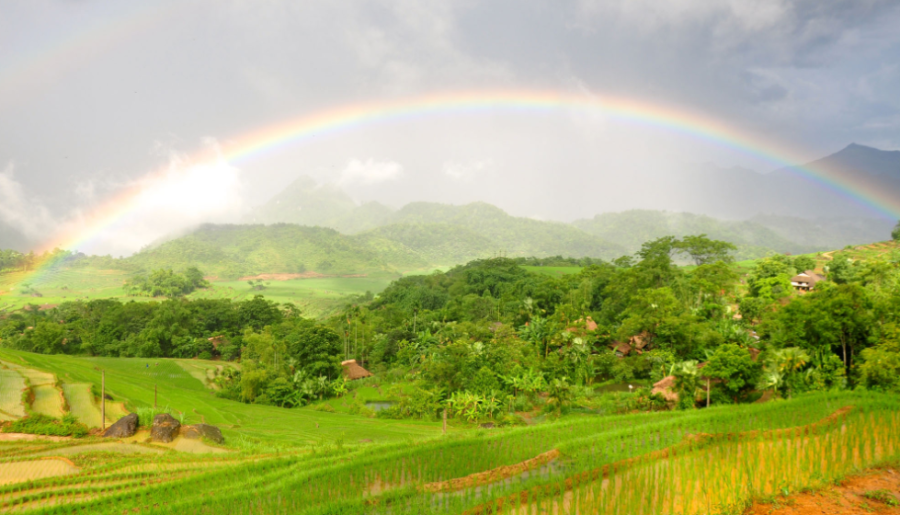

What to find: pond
left=594, top=382, right=640, bottom=393
left=365, top=401, right=396, bottom=412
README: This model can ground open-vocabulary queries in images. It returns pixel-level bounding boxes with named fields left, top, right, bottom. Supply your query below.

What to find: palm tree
left=767, top=347, right=810, bottom=398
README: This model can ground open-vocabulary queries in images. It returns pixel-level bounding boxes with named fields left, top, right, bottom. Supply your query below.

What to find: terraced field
left=0, top=349, right=441, bottom=444
left=60, top=384, right=103, bottom=428
left=0, top=368, right=25, bottom=420
left=1, top=350, right=898, bottom=514
left=0, top=389, right=895, bottom=515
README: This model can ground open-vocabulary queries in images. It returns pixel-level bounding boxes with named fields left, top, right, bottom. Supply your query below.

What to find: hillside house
left=790, top=270, right=825, bottom=293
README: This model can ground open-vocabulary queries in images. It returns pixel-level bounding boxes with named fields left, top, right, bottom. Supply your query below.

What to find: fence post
left=443, top=408, right=447, bottom=435
left=101, top=370, right=106, bottom=432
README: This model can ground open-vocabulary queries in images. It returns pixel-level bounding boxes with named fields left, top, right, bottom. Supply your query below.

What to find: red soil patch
left=422, top=449, right=560, bottom=493
left=746, top=467, right=900, bottom=515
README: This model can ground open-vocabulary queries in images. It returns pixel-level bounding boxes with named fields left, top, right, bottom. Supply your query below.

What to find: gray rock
left=150, top=413, right=181, bottom=443
left=103, top=413, right=138, bottom=438
left=180, top=423, right=224, bottom=444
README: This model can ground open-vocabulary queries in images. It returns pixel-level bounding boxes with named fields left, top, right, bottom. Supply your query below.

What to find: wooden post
left=706, top=378, right=710, bottom=408
left=101, top=371, right=106, bottom=432
left=154, top=384, right=157, bottom=409
left=442, top=408, right=447, bottom=435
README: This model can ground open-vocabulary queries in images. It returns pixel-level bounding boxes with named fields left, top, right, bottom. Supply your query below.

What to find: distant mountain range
left=2, top=144, right=897, bottom=277
left=672, top=143, right=900, bottom=220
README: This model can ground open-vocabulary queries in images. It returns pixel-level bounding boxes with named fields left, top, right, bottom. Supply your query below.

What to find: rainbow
left=13, top=89, right=900, bottom=285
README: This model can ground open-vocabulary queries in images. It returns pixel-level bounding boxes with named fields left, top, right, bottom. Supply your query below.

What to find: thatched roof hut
left=651, top=376, right=678, bottom=402
left=341, top=359, right=373, bottom=380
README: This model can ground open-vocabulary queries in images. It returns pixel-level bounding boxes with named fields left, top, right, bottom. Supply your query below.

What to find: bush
left=3, top=413, right=89, bottom=438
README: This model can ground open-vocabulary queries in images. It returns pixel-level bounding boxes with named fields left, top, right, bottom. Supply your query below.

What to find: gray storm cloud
left=0, top=0, right=898, bottom=252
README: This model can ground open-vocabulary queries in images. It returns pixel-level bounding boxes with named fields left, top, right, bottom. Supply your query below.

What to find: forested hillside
left=125, top=224, right=426, bottom=278
left=573, top=210, right=811, bottom=259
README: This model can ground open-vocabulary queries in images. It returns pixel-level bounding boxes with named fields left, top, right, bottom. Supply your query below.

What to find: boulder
left=180, top=423, right=224, bottom=444
left=150, top=413, right=181, bottom=443
left=103, top=413, right=138, bottom=438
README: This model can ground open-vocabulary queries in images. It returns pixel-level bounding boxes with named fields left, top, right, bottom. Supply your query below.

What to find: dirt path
left=746, top=467, right=900, bottom=515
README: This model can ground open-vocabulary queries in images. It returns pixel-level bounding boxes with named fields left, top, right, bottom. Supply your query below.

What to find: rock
left=103, top=413, right=138, bottom=438
left=150, top=413, right=181, bottom=443
left=180, top=423, right=224, bottom=444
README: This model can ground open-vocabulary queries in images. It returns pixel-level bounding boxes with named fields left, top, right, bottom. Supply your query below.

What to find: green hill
left=378, top=202, right=626, bottom=259
left=573, top=210, right=816, bottom=259
left=125, top=224, right=426, bottom=278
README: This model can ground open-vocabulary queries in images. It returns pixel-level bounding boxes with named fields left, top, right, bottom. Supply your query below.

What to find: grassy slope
left=0, top=348, right=440, bottom=445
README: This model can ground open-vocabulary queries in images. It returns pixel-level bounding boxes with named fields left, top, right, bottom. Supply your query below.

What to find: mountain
left=573, top=210, right=806, bottom=259
left=125, top=224, right=427, bottom=278
left=749, top=214, right=896, bottom=250
left=378, top=202, right=626, bottom=259
left=676, top=144, right=900, bottom=220
left=247, top=176, right=359, bottom=227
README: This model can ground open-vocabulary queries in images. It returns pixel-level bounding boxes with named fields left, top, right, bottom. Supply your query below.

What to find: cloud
left=1, top=142, right=246, bottom=257
left=442, top=159, right=494, bottom=182
left=66, top=149, right=245, bottom=257
left=0, top=163, right=55, bottom=238
left=336, top=158, right=403, bottom=186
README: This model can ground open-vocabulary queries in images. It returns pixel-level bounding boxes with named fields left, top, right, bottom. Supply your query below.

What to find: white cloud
left=0, top=163, right=55, bottom=238
left=443, top=159, right=493, bottom=182
left=67, top=149, right=245, bottom=257
left=336, top=158, right=403, bottom=186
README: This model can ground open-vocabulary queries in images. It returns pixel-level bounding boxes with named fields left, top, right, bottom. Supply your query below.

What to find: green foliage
left=3, top=413, right=89, bottom=437
left=892, top=220, right=900, bottom=241
left=858, top=325, right=900, bottom=392
left=703, top=343, right=762, bottom=402
left=124, top=267, right=209, bottom=297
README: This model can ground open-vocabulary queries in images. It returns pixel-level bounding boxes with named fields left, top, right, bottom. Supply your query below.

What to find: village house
left=790, top=270, right=825, bottom=293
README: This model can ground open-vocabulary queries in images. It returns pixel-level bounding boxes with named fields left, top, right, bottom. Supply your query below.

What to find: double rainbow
left=15, top=89, right=900, bottom=284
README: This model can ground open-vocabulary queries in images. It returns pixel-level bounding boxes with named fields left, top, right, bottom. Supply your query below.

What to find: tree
left=892, top=220, right=900, bottom=242
left=676, top=235, right=736, bottom=266
left=858, top=324, right=900, bottom=392
left=765, top=347, right=810, bottom=398
left=702, top=344, right=762, bottom=403
left=826, top=255, right=856, bottom=284
left=792, top=255, right=816, bottom=273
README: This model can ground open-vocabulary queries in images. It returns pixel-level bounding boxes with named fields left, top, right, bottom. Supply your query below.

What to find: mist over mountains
left=0, top=144, right=897, bottom=273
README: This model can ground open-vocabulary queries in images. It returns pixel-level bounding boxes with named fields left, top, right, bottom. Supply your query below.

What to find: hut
left=341, top=359, right=373, bottom=380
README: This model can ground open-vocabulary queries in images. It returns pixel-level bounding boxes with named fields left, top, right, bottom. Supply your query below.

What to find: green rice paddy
left=0, top=368, right=25, bottom=420
left=0, top=266, right=396, bottom=317
left=60, top=384, right=102, bottom=428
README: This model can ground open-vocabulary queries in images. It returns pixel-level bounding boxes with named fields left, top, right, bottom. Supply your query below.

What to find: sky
left=1, top=0, right=899, bottom=256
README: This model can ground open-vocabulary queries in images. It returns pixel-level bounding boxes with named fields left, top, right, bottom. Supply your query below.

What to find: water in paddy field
left=365, top=401, right=396, bottom=412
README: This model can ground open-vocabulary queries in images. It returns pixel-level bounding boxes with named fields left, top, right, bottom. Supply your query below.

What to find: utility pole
left=101, top=371, right=106, bottom=432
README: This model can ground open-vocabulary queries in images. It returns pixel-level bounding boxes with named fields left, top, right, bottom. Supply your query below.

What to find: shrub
left=3, top=413, right=89, bottom=438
